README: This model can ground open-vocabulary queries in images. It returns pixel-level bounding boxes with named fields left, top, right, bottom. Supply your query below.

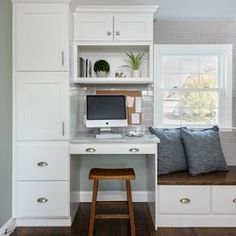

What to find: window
left=154, top=45, right=232, bottom=128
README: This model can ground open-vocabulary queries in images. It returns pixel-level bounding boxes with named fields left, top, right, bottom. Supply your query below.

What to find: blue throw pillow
left=149, top=127, right=188, bottom=175
left=181, top=126, right=228, bottom=176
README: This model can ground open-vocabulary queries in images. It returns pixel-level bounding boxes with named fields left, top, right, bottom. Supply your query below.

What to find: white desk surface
left=70, top=132, right=160, bottom=144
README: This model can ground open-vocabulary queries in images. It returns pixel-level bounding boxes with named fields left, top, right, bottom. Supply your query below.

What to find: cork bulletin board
left=96, top=90, right=142, bottom=125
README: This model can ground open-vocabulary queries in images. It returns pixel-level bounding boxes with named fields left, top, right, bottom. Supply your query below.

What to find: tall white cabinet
left=12, top=0, right=71, bottom=226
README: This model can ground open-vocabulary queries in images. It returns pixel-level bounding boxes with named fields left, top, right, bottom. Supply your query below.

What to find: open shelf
left=72, top=77, right=153, bottom=84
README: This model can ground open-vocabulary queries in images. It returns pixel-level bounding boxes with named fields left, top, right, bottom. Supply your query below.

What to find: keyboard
left=95, top=133, right=123, bottom=139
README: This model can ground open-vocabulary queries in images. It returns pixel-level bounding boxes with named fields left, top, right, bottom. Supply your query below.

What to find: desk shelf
left=72, top=77, right=153, bottom=84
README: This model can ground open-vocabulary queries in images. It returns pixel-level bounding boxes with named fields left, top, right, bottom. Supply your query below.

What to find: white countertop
left=70, top=132, right=160, bottom=144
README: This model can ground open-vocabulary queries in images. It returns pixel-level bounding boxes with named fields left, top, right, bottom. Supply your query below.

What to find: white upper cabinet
left=74, top=13, right=113, bottom=41
left=74, top=6, right=157, bottom=42
left=16, top=77, right=69, bottom=140
left=114, top=14, right=153, bottom=41
left=15, top=4, right=69, bottom=72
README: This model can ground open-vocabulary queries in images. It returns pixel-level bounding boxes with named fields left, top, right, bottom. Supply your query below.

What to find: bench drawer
left=17, top=142, right=69, bottom=181
left=16, top=181, right=69, bottom=217
left=212, top=186, right=236, bottom=214
left=159, top=186, right=211, bottom=214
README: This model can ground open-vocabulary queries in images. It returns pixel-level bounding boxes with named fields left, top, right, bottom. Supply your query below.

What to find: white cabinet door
left=15, top=4, right=68, bottom=71
left=74, top=13, right=113, bottom=41
left=16, top=181, right=69, bottom=217
left=114, top=14, right=153, bottom=41
left=16, top=77, right=68, bottom=140
left=17, top=142, right=69, bottom=181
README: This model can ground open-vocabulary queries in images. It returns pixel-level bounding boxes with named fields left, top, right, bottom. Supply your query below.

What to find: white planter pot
left=96, top=71, right=108, bottom=77
left=132, top=69, right=141, bottom=78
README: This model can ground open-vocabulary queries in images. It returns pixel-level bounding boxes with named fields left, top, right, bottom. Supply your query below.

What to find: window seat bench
left=158, top=166, right=236, bottom=185
left=157, top=166, right=236, bottom=228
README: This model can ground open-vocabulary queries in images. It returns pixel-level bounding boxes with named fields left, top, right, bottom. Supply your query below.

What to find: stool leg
left=126, top=180, right=136, bottom=236
left=88, top=179, right=99, bottom=236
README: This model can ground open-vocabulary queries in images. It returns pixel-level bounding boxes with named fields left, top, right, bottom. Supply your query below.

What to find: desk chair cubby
left=88, top=168, right=136, bottom=236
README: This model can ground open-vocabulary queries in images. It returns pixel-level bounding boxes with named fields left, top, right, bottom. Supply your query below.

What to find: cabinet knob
left=129, top=148, right=139, bottom=153
left=116, top=31, right=120, bottom=36
left=37, top=161, right=48, bottom=167
left=180, top=198, right=191, bottom=204
left=107, top=31, right=112, bottom=36
left=85, top=148, right=96, bottom=153
left=233, top=199, right=236, bottom=203
left=37, top=197, right=48, bottom=204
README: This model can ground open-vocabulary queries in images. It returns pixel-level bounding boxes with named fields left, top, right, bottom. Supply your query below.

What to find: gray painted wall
left=0, top=0, right=12, bottom=227
left=76, top=0, right=236, bottom=19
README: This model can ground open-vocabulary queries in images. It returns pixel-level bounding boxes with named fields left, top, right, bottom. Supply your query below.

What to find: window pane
left=163, top=74, right=180, bottom=88
left=180, top=74, right=199, bottom=88
left=199, top=56, right=218, bottom=88
left=163, top=107, right=181, bottom=125
left=199, top=108, right=217, bottom=124
left=199, top=92, right=218, bottom=108
left=180, top=56, right=198, bottom=74
left=163, top=56, right=180, bottom=74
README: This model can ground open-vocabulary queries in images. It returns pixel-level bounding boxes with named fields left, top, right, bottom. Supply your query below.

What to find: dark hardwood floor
left=13, top=203, right=236, bottom=236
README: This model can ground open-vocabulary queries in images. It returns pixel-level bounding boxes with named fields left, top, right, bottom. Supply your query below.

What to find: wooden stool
left=88, top=168, right=136, bottom=236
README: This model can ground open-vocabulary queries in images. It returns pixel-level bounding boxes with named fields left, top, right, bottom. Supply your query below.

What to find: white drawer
left=159, top=186, right=211, bottom=214
left=70, top=143, right=156, bottom=154
left=16, top=181, right=69, bottom=217
left=212, top=186, right=236, bottom=214
left=17, top=142, right=69, bottom=181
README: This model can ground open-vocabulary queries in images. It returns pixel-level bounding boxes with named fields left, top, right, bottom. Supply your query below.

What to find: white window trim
left=154, top=44, right=232, bottom=129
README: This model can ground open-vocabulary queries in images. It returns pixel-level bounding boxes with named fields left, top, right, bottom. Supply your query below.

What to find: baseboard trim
left=16, top=218, right=72, bottom=227
left=71, top=191, right=148, bottom=202
left=0, top=218, right=16, bottom=236
left=158, top=215, right=236, bottom=227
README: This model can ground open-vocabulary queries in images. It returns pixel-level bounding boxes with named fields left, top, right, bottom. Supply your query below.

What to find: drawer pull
left=129, top=148, right=139, bottom=153
left=180, top=198, right=191, bottom=204
left=37, top=197, right=48, bottom=204
left=233, top=199, right=236, bottom=203
left=116, top=31, right=120, bottom=36
left=107, top=31, right=112, bottom=36
left=85, top=148, right=96, bottom=153
left=37, top=162, right=48, bottom=167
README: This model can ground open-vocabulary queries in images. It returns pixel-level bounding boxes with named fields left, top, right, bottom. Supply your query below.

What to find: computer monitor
left=86, top=95, right=128, bottom=129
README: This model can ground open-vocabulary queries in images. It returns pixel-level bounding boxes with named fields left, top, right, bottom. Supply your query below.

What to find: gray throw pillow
left=149, top=127, right=188, bottom=175
left=181, top=126, right=228, bottom=176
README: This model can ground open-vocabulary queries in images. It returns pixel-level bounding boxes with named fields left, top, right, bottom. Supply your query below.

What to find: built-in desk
left=70, top=133, right=160, bottom=230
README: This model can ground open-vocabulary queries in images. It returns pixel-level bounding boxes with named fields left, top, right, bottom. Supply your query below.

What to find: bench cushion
left=181, top=126, right=228, bottom=176
left=149, top=127, right=187, bottom=175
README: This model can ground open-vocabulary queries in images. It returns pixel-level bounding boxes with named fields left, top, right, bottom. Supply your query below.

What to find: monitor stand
left=95, top=128, right=122, bottom=139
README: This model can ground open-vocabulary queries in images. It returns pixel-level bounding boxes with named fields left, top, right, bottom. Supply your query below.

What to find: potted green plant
left=94, top=59, right=110, bottom=77
left=123, top=52, right=146, bottom=77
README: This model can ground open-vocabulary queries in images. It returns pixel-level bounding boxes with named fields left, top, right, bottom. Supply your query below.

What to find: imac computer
left=86, top=95, right=128, bottom=139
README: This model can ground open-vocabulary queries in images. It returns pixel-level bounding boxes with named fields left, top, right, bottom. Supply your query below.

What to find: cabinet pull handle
left=180, top=198, right=191, bottom=204
left=85, top=148, right=96, bottom=153
left=61, top=51, right=65, bottom=66
left=233, top=199, right=236, bottom=203
left=107, top=31, right=112, bottom=36
left=37, top=197, right=48, bottom=204
left=62, top=122, right=65, bottom=136
left=37, top=162, right=48, bottom=167
left=116, top=31, right=120, bottom=36
left=129, top=148, right=139, bottom=153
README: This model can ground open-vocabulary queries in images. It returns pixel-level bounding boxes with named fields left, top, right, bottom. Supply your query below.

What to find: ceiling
left=76, top=0, right=236, bottom=19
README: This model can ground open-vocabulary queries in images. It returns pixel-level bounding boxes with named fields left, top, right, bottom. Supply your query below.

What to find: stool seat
left=89, top=168, right=135, bottom=180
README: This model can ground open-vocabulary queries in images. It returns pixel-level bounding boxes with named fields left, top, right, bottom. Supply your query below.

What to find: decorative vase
left=96, top=71, right=108, bottom=77
left=132, top=69, right=141, bottom=78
